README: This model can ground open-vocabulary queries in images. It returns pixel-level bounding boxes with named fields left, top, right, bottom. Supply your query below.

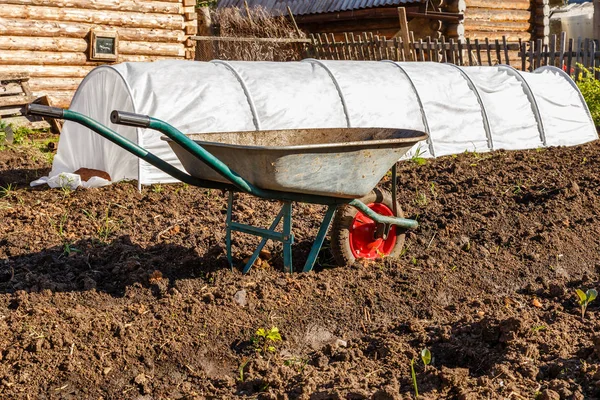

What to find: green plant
left=151, top=184, right=163, bottom=194
left=410, top=357, right=419, bottom=398
left=252, top=326, right=282, bottom=354
left=238, top=357, right=249, bottom=382
left=575, top=65, right=600, bottom=127
left=410, top=147, right=427, bottom=166
left=0, top=183, right=16, bottom=198
left=575, top=288, right=597, bottom=318
left=421, top=348, right=431, bottom=370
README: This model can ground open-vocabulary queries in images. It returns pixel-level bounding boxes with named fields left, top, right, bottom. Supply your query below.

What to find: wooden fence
left=309, top=32, right=521, bottom=66
left=193, top=31, right=600, bottom=81
left=519, top=32, right=598, bottom=80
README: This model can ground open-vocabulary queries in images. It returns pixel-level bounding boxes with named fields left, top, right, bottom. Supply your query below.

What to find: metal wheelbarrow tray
left=165, top=128, right=425, bottom=199
left=27, top=104, right=428, bottom=274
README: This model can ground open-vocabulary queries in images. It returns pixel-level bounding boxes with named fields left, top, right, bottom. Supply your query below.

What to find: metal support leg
left=391, top=164, right=398, bottom=217
left=242, top=207, right=286, bottom=274
left=282, top=202, right=294, bottom=273
left=226, top=191, right=234, bottom=271
left=302, top=205, right=336, bottom=273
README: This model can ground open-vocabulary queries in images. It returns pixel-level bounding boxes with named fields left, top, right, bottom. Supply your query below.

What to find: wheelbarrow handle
left=110, top=110, right=150, bottom=128
left=26, top=104, right=65, bottom=119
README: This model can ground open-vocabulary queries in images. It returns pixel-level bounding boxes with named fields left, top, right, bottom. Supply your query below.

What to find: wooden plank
left=458, top=39, right=464, bottom=66
left=0, top=105, right=23, bottom=117
left=0, top=94, right=35, bottom=107
left=475, top=39, right=482, bottom=66
left=528, top=40, right=534, bottom=71
left=519, top=39, right=525, bottom=71
left=494, top=39, right=501, bottom=65
left=502, top=36, right=509, bottom=65
left=485, top=37, right=492, bottom=65
left=567, top=38, right=574, bottom=76
left=591, top=40, right=596, bottom=78
left=192, top=35, right=310, bottom=44
left=440, top=36, right=447, bottom=63
left=417, top=38, right=424, bottom=62
left=397, top=7, right=413, bottom=61
left=559, top=31, right=566, bottom=70
left=549, top=34, right=556, bottom=67
left=575, top=36, right=582, bottom=80
left=0, top=82, right=24, bottom=96
left=449, top=38, right=456, bottom=65
left=584, top=38, right=590, bottom=69
left=466, top=38, right=473, bottom=65
left=0, top=72, right=30, bottom=81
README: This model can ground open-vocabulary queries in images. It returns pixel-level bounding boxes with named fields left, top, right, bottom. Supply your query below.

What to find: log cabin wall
left=447, top=0, right=549, bottom=43
left=0, top=0, right=198, bottom=108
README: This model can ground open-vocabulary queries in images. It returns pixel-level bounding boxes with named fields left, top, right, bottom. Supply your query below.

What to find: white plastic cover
left=51, top=60, right=597, bottom=186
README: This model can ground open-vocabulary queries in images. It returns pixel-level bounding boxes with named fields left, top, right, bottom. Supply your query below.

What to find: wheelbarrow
left=27, top=104, right=428, bottom=273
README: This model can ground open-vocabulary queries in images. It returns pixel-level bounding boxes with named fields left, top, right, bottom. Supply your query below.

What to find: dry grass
left=196, top=6, right=309, bottom=61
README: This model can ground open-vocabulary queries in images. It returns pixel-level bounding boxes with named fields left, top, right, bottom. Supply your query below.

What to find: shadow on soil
left=0, top=235, right=229, bottom=297
left=0, top=235, right=331, bottom=298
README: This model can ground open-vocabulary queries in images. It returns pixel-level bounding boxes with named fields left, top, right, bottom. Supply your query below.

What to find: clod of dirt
left=539, top=389, right=560, bottom=400
left=233, top=289, right=247, bottom=306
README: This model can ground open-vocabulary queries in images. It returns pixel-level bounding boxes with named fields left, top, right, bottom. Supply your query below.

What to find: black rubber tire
left=330, top=188, right=406, bottom=267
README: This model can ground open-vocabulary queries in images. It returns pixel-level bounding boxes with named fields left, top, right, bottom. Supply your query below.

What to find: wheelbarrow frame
left=28, top=104, right=420, bottom=273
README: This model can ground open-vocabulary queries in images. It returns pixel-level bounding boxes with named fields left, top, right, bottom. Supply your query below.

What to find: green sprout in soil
left=421, top=348, right=432, bottom=370
left=252, top=326, right=282, bottom=354
left=238, top=357, right=249, bottom=382
left=411, top=348, right=433, bottom=399
left=0, top=183, right=16, bottom=199
left=410, top=357, right=419, bottom=398
left=410, top=147, right=427, bottom=166
left=575, top=288, right=597, bottom=319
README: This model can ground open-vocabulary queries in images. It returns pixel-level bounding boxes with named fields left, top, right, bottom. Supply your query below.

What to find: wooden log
left=0, top=36, right=87, bottom=52
left=536, top=5, right=550, bottom=17
left=446, top=23, right=465, bottom=38
left=462, top=20, right=531, bottom=32
left=0, top=50, right=181, bottom=65
left=0, top=5, right=184, bottom=30
left=0, top=65, right=94, bottom=78
left=465, top=9, right=531, bottom=22
left=464, top=0, right=530, bottom=10
left=0, top=36, right=185, bottom=59
left=120, top=41, right=185, bottom=57
left=0, top=72, right=29, bottom=81
left=466, top=31, right=532, bottom=42
left=535, top=25, right=550, bottom=37
left=445, top=0, right=466, bottom=13
left=1, top=0, right=181, bottom=14
left=29, top=78, right=83, bottom=92
left=0, top=18, right=185, bottom=43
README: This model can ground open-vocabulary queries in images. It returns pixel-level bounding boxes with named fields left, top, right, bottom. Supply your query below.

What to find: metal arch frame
left=498, top=65, right=548, bottom=146
left=534, top=65, right=598, bottom=140
left=446, top=64, right=495, bottom=151
left=302, top=58, right=352, bottom=128
left=381, top=60, right=436, bottom=157
left=211, top=60, right=262, bottom=130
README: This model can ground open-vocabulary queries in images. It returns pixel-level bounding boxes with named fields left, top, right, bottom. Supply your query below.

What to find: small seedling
left=253, top=326, right=282, bottom=354
left=238, top=357, right=249, bottom=382
left=531, top=325, right=547, bottom=333
left=421, top=348, right=431, bottom=370
left=410, top=147, right=427, bottom=166
left=410, top=358, right=419, bottom=398
left=575, top=288, right=597, bottom=318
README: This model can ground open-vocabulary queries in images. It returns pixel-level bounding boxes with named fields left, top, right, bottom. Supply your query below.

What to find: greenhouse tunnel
left=51, top=60, right=598, bottom=186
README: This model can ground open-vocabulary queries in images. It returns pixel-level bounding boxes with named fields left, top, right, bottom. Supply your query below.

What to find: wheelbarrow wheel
left=330, top=188, right=406, bottom=267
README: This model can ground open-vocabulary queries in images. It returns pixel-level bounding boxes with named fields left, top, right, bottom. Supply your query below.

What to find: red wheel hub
left=348, top=203, right=397, bottom=259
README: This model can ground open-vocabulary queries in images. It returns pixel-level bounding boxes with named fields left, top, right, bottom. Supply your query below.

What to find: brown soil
left=1, top=141, right=600, bottom=399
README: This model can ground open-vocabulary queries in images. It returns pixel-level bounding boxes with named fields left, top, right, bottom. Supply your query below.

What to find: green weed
left=252, top=326, right=282, bottom=354
left=410, top=147, right=427, bottom=166
left=575, top=288, right=597, bottom=319
left=575, top=65, right=600, bottom=126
